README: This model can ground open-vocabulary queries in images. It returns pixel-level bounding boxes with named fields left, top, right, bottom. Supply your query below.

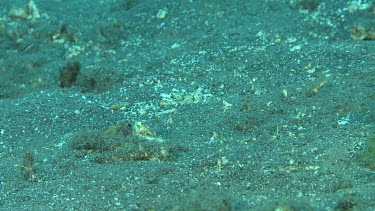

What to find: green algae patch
left=363, top=134, right=375, bottom=169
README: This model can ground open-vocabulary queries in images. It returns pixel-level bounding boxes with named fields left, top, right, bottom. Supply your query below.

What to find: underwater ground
left=0, top=0, right=374, bottom=210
